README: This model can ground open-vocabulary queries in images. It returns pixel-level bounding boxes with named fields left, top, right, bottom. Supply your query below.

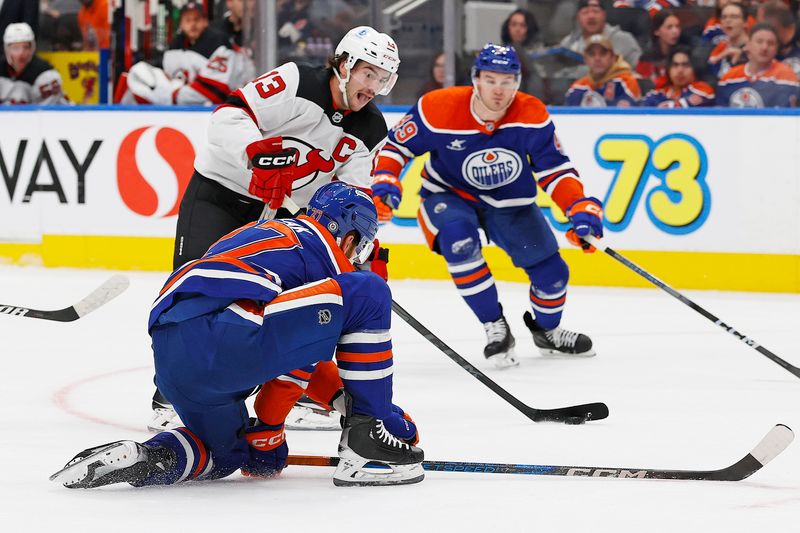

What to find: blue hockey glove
left=242, top=421, right=288, bottom=477
left=566, top=197, right=603, bottom=253
left=372, top=175, right=402, bottom=223
left=383, top=404, right=420, bottom=445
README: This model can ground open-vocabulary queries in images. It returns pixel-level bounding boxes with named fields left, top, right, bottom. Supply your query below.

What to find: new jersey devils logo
left=117, top=126, right=195, bottom=217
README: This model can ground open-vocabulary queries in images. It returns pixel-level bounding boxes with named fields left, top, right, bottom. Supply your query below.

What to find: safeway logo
left=116, top=126, right=195, bottom=217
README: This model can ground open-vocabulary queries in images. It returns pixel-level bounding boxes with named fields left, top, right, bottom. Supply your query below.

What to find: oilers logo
left=729, top=87, right=764, bottom=108
left=580, top=90, right=608, bottom=107
left=461, top=148, right=522, bottom=190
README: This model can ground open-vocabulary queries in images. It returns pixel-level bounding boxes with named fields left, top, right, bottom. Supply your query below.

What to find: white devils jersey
left=0, top=56, right=68, bottom=105
left=194, top=62, right=388, bottom=208
left=162, top=28, right=255, bottom=105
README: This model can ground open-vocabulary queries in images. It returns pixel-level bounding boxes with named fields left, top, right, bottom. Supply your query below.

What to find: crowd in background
left=2, top=0, right=800, bottom=107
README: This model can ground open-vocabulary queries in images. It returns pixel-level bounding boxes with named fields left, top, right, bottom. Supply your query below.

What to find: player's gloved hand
left=246, top=137, right=298, bottom=210
left=372, top=175, right=402, bottom=223
left=384, top=404, right=420, bottom=446
left=242, top=420, right=288, bottom=477
left=356, top=239, right=389, bottom=281
left=566, top=197, right=603, bottom=254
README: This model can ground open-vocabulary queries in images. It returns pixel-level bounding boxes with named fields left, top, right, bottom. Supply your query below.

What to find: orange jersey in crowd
left=78, top=0, right=110, bottom=49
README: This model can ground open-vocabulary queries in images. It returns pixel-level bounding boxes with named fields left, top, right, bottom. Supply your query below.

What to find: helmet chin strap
left=333, top=64, right=352, bottom=110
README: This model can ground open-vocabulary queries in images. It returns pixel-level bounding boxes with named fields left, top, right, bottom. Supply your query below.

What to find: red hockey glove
left=372, top=175, right=402, bottom=223
left=246, top=137, right=298, bottom=209
left=566, top=197, right=603, bottom=254
left=356, top=239, right=389, bottom=281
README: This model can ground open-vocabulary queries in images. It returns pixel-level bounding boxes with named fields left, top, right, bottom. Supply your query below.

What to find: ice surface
left=1, top=266, right=798, bottom=532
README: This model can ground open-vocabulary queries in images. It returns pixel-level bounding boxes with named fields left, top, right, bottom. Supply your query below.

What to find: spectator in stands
left=417, top=51, right=445, bottom=98
left=501, top=8, right=548, bottom=98
left=557, top=0, right=642, bottom=80
left=702, top=0, right=755, bottom=45
left=707, top=2, right=750, bottom=79
left=0, top=0, right=38, bottom=41
left=636, top=9, right=681, bottom=88
left=565, top=34, right=641, bottom=106
left=717, top=22, right=799, bottom=106
left=757, top=0, right=800, bottom=78
left=213, top=0, right=243, bottom=46
left=39, top=1, right=81, bottom=51
left=77, top=0, right=109, bottom=49
left=641, top=45, right=715, bottom=106
left=277, top=0, right=315, bottom=56
left=0, top=22, right=69, bottom=104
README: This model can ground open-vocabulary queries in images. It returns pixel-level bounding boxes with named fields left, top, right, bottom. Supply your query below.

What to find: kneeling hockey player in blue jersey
left=50, top=182, right=423, bottom=488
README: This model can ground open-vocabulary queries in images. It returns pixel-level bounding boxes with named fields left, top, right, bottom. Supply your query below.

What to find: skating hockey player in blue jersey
left=372, top=44, right=604, bottom=368
left=50, top=182, right=423, bottom=488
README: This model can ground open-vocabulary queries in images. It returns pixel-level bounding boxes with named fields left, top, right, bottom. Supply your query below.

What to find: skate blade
left=49, top=441, right=139, bottom=488
left=285, top=406, right=340, bottom=431
left=537, top=347, right=596, bottom=358
left=489, top=348, right=520, bottom=369
left=333, top=458, right=424, bottom=487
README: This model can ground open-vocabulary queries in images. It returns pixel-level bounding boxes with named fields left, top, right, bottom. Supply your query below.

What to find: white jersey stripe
left=167, top=430, right=195, bottom=483
left=338, top=366, right=394, bottom=380
left=153, top=268, right=282, bottom=310
left=458, top=278, right=495, bottom=296
left=339, top=330, right=392, bottom=344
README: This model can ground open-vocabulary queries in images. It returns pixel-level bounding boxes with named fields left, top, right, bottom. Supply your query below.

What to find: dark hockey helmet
left=472, top=43, right=522, bottom=79
left=307, top=182, right=379, bottom=264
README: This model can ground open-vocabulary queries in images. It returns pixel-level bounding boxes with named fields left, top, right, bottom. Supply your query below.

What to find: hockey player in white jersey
left=0, top=23, right=68, bottom=105
left=148, top=26, right=400, bottom=433
left=116, top=2, right=255, bottom=106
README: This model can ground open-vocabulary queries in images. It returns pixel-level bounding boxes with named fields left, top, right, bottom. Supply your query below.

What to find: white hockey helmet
left=4, top=22, right=35, bottom=46
left=333, top=26, right=400, bottom=101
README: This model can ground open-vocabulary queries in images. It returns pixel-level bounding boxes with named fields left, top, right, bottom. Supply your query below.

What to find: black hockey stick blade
left=584, top=236, right=800, bottom=379
left=391, top=300, right=609, bottom=424
left=288, top=424, right=792, bottom=481
left=0, top=274, right=130, bottom=322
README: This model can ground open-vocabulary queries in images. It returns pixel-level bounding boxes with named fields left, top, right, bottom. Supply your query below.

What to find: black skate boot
left=49, top=441, right=176, bottom=489
left=334, top=414, right=425, bottom=487
left=523, top=311, right=595, bottom=357
left=483, top=312, right=518, bottom=368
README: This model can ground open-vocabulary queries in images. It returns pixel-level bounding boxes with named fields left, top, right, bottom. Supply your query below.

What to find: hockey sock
left=526, top=254, right=569, bottom=330
left=447, top=257, right=501, bottom=323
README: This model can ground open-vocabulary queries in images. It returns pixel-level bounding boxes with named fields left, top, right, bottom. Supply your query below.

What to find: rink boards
left=0, top=105, right=798, bottom=292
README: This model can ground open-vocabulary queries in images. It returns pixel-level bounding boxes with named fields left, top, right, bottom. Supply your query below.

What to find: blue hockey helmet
left=472, top=44, right=521, bottom=79
left=307, top=182, right=379, bottom=264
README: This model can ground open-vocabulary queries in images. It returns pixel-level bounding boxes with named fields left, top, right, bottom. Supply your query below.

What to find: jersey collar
left=298, top=215, right=356, bottom=273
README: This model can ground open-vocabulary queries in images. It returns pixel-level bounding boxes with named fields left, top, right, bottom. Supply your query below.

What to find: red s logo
left=117, top=126, right=195, bottom=217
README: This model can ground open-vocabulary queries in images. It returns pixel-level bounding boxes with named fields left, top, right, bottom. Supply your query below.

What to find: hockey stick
left=0, top=274, right=130, bottom=322
left=584, top=236, right=800, bottom=379
left=288, top=424, right=792, bottom=481
left=391, top=300, right=609, bottom=424
left=278, top=195, right=607, bottom=422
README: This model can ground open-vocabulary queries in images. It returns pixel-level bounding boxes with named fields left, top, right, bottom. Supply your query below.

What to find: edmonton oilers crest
left=461, top=148, right=523, bottom=190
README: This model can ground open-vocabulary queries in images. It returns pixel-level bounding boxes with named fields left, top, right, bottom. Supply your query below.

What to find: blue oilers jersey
left=376, top=86, right=584, bottom=210
left=718, top=61, right=800, bottom=108
left=149, top=215, right=354, bottom=330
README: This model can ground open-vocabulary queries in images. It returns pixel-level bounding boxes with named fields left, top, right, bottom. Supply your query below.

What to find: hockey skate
left=285, top=395, right=341, bottom=431
left=49, top=440, right=176, bottom=489
left=523, top=311, right=595, bottom=357
left=483, top=313, right=518, bottom=368
left=148, top=390, right=183, bottom=432
left=334, top=414, right=424, bottom=487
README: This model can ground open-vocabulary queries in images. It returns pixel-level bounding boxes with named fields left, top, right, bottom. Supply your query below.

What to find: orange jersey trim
left=269, top=278, right=342, bottom=306
left=335, top=349, right=393, bottom=364
left=298, top=215, right=356, bottom=274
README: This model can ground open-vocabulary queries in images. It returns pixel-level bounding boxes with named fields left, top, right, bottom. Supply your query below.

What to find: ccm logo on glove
left=254, top=153, right=298, bottom=168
